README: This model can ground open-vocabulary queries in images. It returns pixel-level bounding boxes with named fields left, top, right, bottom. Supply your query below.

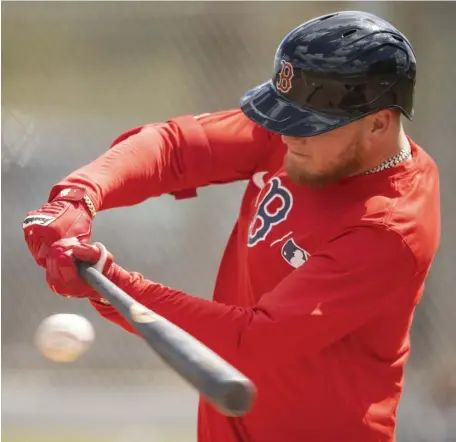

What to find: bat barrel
left=131, top=318, right=256, bottom=416
left=77, top=262, right=257, bottom=416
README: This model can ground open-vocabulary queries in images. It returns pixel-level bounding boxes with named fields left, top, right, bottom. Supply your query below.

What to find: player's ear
left=366, top=110, right=393, bottom=138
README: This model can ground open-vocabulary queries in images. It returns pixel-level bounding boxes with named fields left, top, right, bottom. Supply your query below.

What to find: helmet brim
left=240, top=80, right=352, bottom=137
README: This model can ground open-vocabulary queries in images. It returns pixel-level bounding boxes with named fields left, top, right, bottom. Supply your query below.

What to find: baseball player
left=23, top=11, right=441, bottom=442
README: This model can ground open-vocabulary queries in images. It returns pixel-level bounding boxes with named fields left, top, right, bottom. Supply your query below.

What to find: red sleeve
left=48, top=110, right=273, bottom=210
left=90, top=225, right=417, bottom=371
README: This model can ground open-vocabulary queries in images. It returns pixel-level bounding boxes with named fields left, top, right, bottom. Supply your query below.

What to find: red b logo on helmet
left=276, top=60, right=294, bottom=93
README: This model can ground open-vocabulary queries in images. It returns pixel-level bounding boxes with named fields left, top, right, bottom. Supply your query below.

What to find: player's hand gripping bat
left=76, top=261, right=257, bottom=417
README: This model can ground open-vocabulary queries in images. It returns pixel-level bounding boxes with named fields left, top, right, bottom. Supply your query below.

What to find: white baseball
left=35, top=314, right=95, bottom=362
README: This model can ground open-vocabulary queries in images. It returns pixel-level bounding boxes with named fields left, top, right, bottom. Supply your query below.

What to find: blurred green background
left=2, top=2, right=456, bottom=441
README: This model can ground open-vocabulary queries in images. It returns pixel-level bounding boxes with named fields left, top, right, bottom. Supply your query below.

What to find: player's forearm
left=89, top=265, right=312, bottom=374
left=90, top=265, right=252, bottom=368
left=48, top=122, right=197, bottom=211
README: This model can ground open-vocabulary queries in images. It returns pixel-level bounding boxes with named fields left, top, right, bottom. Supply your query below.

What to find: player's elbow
left=237, top=308, right=306, bottom=368
left=236, top=308, right=337, bottom=370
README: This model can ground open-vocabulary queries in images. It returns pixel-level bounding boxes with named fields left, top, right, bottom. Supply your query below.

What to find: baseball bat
left=76, top=261, right=257, bottom=417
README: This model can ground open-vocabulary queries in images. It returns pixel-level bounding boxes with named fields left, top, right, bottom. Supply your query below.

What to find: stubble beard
left=284, top=138, right=364, bottom=189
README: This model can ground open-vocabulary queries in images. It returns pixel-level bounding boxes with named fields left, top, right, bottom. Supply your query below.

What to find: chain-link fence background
left=2, top=2, right=456, bottom=441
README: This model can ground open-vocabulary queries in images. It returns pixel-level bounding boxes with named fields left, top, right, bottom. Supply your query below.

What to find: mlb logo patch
left=281, top=239, right=310, bottom=268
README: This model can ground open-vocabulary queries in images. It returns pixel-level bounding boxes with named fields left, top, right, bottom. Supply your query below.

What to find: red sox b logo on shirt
left=248, top=177, right=293, bottom=247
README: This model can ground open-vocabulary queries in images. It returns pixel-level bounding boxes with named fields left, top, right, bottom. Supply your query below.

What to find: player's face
left=282, top=121, right=366, bottom=188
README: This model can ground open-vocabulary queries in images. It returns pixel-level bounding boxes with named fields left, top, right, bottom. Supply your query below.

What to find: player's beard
left=284, top=133, right=364, bottom=188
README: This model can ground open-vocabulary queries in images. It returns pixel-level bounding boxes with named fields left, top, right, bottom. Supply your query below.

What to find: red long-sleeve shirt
left=52, top=110, right=440, bottom=441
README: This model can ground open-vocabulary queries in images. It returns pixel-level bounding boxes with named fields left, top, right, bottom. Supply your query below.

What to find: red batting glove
left=46, top=238, right=113, bottom=303
left=23, top=188, right=95, bottom=268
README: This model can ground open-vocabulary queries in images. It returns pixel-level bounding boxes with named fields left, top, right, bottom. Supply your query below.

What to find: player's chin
left=284, top=162, right=334, bottom=188
left=285, top=155, right=316, bottom=184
